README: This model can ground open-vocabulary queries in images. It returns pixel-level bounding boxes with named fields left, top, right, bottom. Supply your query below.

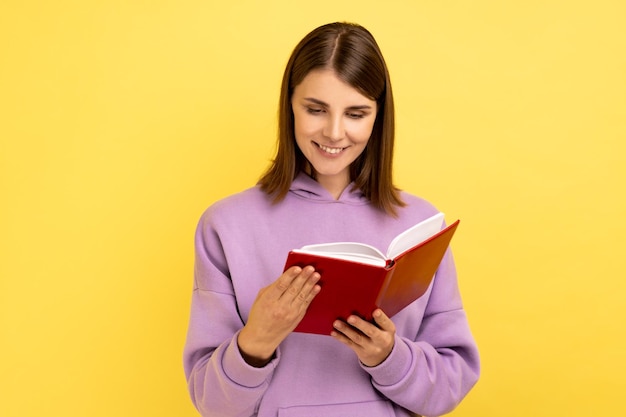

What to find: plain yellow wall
left=1, top=1, right=625, bottom=416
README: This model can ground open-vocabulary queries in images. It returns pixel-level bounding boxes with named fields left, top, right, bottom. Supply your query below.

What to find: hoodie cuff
left=222, top=332, right=280, bottom=388
left=361, top=335, right=413, bottom=386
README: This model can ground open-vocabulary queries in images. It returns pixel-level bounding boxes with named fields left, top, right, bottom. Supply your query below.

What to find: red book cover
left=284, top=215, right=460, bottom=335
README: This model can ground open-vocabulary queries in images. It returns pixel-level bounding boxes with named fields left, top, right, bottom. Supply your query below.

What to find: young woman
left=183, top=22, right=480, bottom=417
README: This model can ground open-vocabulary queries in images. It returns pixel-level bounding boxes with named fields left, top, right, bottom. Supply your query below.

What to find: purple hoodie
left=183, top=174, right=480, bottom=416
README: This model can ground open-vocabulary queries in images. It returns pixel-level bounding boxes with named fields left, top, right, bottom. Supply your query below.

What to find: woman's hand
left=331, top=309, right=396, bottom=367
left=238, top=266, right=321, bottom=367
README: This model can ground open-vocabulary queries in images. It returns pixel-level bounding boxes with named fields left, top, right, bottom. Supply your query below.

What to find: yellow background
left=1, top=1, right=625, bottom=416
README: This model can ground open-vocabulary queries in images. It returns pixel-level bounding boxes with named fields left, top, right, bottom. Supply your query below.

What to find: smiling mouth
left=315, top=142, right=347, bottom=155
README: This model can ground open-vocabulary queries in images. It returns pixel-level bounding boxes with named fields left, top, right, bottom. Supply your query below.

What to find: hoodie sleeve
left=183, top=211, right=278, bottom=417
left=362, top=249, right=480, bottom=416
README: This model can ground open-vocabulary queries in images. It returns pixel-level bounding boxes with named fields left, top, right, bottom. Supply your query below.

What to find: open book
left=284, top=213, right=459, bottom=335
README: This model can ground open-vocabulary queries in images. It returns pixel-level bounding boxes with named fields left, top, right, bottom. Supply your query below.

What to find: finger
left=372, top=309, right=395, bottom=333
left=345, top=315, right=380, bottom=339
left=307, top=284, right=321, bottom=305
left=272, top=266, right=303, bottom=295
left=333, top=319, right=365, bottom=346
left=289, top=270, right=321, bottom=306
left=330, top=327, right=352, bottom=344
left=279, top=266, right=316, bottom=301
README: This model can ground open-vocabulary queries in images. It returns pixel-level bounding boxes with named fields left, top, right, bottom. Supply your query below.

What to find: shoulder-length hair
left=258, top=22, right=405, bottom=216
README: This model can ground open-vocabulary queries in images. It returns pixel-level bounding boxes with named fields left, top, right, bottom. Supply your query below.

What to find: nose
left=323, top=114, right=345, bottom=142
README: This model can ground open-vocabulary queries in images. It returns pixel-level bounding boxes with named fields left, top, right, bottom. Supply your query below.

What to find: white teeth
left=318, top=144, right=344, bottom=154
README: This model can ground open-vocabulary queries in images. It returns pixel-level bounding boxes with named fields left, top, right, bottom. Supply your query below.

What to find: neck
left=315, top=173, right=350, bottom=200
left=304, top=164, right=351, bottom=200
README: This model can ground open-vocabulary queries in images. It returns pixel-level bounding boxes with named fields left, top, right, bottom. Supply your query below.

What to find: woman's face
left=291, top=69, right=377, bottom=197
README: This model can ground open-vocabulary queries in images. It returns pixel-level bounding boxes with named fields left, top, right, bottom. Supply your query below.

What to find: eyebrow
left=303, top=97, right=373, bottom=110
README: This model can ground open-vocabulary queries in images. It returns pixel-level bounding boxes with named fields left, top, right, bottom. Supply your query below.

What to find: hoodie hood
left=288, top=172, right=369, bottom=205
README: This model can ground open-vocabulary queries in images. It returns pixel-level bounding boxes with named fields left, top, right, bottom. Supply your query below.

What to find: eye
left=306, top=107, right=324, bottom=115
left=346, top=112, right=366, bottom=119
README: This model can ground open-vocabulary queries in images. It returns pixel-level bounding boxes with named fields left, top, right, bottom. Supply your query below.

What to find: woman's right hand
left=237, top=266, right=321, bottom=367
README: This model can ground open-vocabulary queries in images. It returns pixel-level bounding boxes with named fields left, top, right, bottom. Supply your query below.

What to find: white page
left=293, top=213, right=445, bottom=266
left=297, top=242, right=385, bottom=260
left=290, top=248, right=386, bottom=266
left=386, top=213, right=445, bottom=259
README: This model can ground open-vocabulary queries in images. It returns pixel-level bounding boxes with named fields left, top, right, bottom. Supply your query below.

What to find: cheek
left=351, top=120, right=376, bottom=144
left=293, top=118, right=315, bottom=150
left=293, top=115, right=316, bottom=138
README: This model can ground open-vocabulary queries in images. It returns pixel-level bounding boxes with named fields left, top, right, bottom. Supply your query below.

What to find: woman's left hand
left=331, top=309, right=396, bottom=367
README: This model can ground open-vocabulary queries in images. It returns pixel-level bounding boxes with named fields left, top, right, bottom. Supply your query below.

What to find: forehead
left=293, top=69, right=376, bottom=106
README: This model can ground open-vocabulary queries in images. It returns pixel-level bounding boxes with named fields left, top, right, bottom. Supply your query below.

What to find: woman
left=183, top=22, right=480, bottom=417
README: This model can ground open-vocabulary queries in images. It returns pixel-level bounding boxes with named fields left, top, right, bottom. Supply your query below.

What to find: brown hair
left=258, top=22, right=405, bottom=216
